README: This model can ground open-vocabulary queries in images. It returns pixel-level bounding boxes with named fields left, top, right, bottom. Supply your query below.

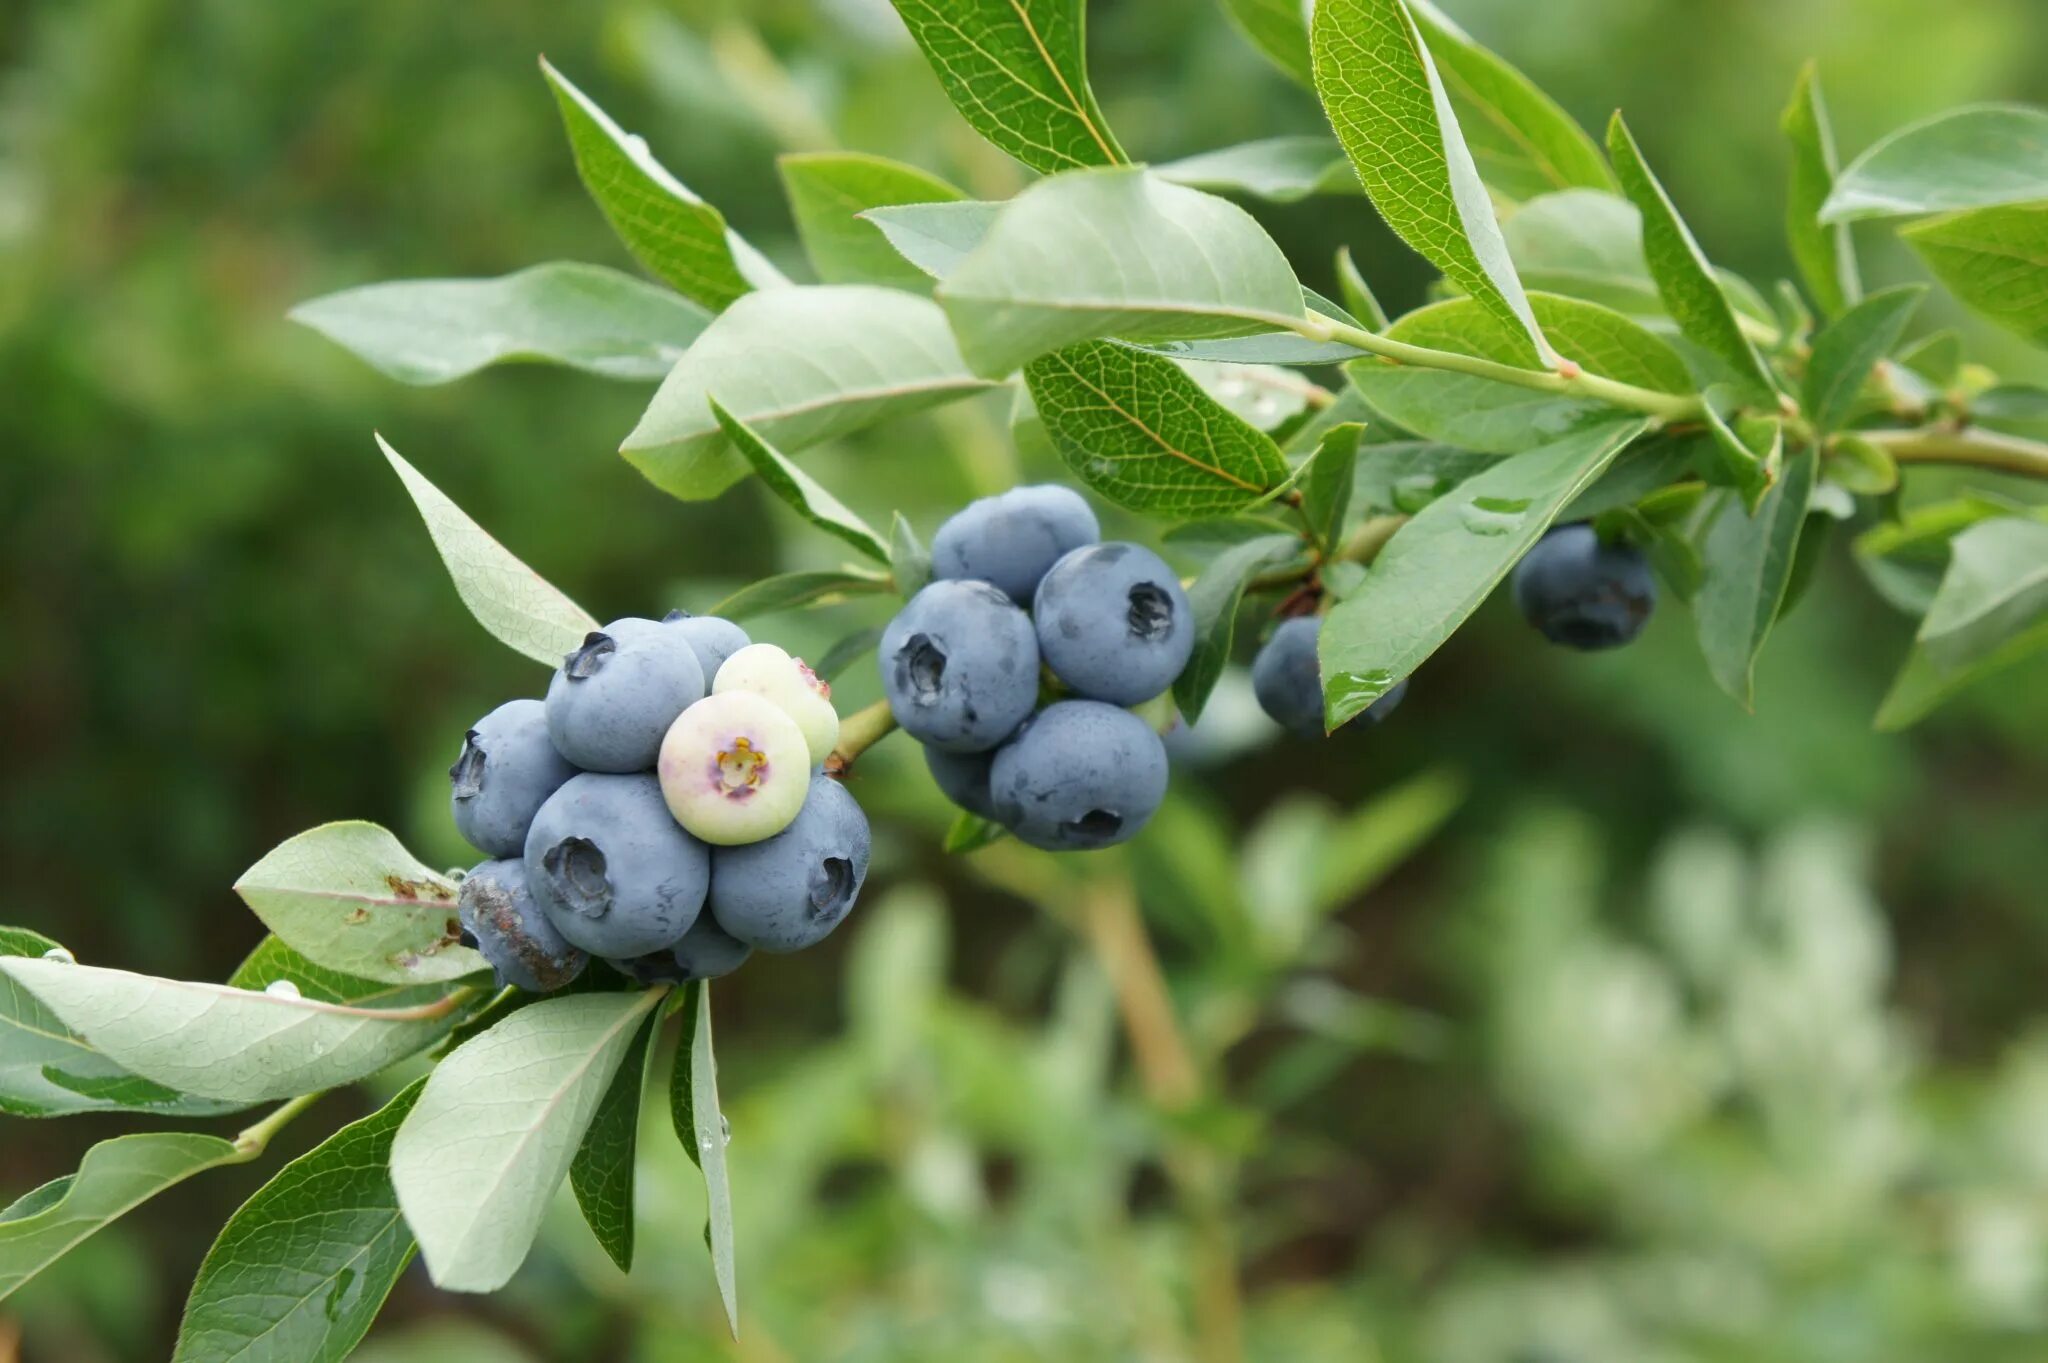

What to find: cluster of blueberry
left=880, top=486, right=1186, bottom=852
left=449, top=613, right=869, bottom=993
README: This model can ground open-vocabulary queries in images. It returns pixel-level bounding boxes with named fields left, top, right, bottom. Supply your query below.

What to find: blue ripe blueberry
left=924, top=744, right=998, bottom=820
left=608, top=914, right=752, bottom=984
left=1251, top=617, right=1406, bottom=739
left=524, top=772, right=709, bottom=958
left=1033, top=543, right=1194, bottom=705
left=546, top=617, right=706, bottom=772
left=879, top=580, right=1040, bottom=753
left=709, top=778, right=871, bottom=953
left=1510, top=524, right=1657, bottom=650
left=663, top=610, right=752, bottom=682
left=456, top=858, right=588, bottom=993
left=449, top=698, right=577, bottom=857
left=931, top=484, right=1101, bottom=603
left=989, top=700, right=1169, bottom=852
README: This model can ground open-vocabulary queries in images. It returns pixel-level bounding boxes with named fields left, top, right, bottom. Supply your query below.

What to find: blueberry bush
left=5, top=1, right=2048, bottom=1359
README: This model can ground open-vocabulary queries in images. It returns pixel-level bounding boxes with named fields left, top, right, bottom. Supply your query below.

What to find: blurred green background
left=4, top=0, right=2047, bottom=1359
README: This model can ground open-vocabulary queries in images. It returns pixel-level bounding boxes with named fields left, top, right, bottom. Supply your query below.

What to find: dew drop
left=722, top=1114, right=733, bottom=1145
left=1458, top=495, right=1532, bottom=538
left=265, top=979, right=303, bottom=1001
left=1326, top=668, right=1396, bottom=713
left=40, top=947, right=74, bottom=964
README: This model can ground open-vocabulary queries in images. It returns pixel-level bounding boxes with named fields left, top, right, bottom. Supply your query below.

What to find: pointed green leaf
left=884, top=0, right=1126, bottom=174
left=542, top=59, right=782, bottom=308
left=1173, top=534, right=1303, bottom=723
left=1904, top=204, right=2048, bottom=347
left=1311, top=0, right=1548, bottom=365
left=378, top=436, right=599, bottom=667
left=1826, top=433, right=1900, bottom=496
left=1335, top=248, right=1391, bottom=331
left=862, top=201, right=1003, bottom=282
left=392, top=988, right=665, bottom=1292
left=173, top=1082, right=425, bottom=1363
left=1876, top=617, right=2048, bottom=730
left=0, top=957, right=464, bottom=1104
left=1219, top=0, right=1314, bottom=86
left=1804, top=285, right=1924, bottom=434
left=1700, top=404, right=1780, bottom=512
left=1823, top=104, right=2048, bottom=222
left=709, top=401, right=889, bottom=562
left=2, top=1133, right=242, bottom=1302
left=889, top=513, right=933, bottom=597
left=1781, top=64, right=1860, bottom=317
left=706, top=568, right=894, bottom=621
left=233, top=822, right=482, bottom=987
left=1503, top=189, right=1666, bottom=318
left=815, top=626, right=886, bottom=682
left=670, top=981, right=738, bottom=1337
left=226, top=937, right=453, bottom=1010
left=290, top=264, right=709, bottom=386
left=943, top=812, right=1009, bottom=853
left=1302, top=422, right=1364, bottom=551
left=1692, top=450, right=1819, bottom=708
left=623, top=285, right=996, bottom=500
left=1916, top=515, right=2048, bottom=673
left=1024, top=341, right=1290, bottom=517
left=1607, top=114, right=1777, bottom=396
left=1319, top=420, right=1647, bottom=728
left=568, top=1009, right=658, bottom=1273
left=778, top=152, right=965, bottom=290
left=1157, top=137, right=1360, bottom=204
left=1353, top=440, right=1496, bottom=514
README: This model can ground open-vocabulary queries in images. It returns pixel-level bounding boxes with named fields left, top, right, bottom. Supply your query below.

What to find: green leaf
left=1311, top=0, right=1548, bottom=365
left=1825, top=434, right=1899, bottom=496
left=942, top=812, right=1009, bottom=853
left=1781, top=64, right=1860, bottom=317
left=1173, top=534, right=1303, bottom=724
left=1876, top=616, right=2048, bottom=730
left=378, top=435, right=599, bottom=668
left=1560, top=435, right=1700, bottom=521
left=814, top=626, right=886, bottom=682
left=1346, top=292, right=1690, bottom=453
left=1218, top=0, right=1314, bottom=86
left=0, top=930, right=242, bottom=1119
left=1803, top=285, right=1924, bottom=434
left=1691, top=450, right=1819, bottom=708
left=1904, top=204, right=2048, bottom=346
left=542, top=59, right=781, bottom=309
left=709, top=400, right=890, bottom=562
left=937, top=167, right=1308, bottom=377
left=862, top=201, right=1003, bottom=282
left=1023, top=341, right=1290, bottom=517
left=1353, top=440, right=1497, bottom=513
left=706, top=568, right=894, bottom=621
left=2, top=1133, right=243, bottom=1302
left=1973, top=384, right=2048, bottom=438
left=1319, top=419, right=1647, bottom=727
left=290, top=264, right=709, bottom=386
left=0, top=957, right=464, bottom=1104
left=1335, top=247, right=1391, bottom=331
left=1899, top=330, right=1964, bottom=388
left=1156, top=137, right=1359, bottom=203
left=227, top=937, right=453, bottom=1010
left=1502, top=189, right=1662, bottom=316
left=1915, top=515, right=2048, bottom=673
left=568, top=1008, right=658, bottom=1273
left=1302, top=422, right=1364, bottom=551
left=1607, top=114, right=1777, bottom=396
left=885, top=0, right=1125, bottom=174
left=233, top=822, right=481, bottom=987
left=778, top=152, right=965, bottom=290
left=173, top=1082, right=425, bottom=1363
left=1823, top=104, right=2048, bottom=222
left=623, top=285, right=995, bottom=501
left=1700, top=404, right=1781, bottom=512
left=391, top=988, right=665, bottom=1292
left=670, top=981, right=738, bottom=1337
left=1405, top=1, right=1616, bottom=202
left=889, top=513, right=933, bottom=597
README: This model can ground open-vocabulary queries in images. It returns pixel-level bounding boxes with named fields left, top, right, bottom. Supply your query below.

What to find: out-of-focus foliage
left=3, top=0, right=2046, bottom=1359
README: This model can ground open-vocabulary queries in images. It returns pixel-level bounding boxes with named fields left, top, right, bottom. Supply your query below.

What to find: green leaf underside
left=1803, top=285, right=1923, bottom=435
left=1905, top=204, right=2048, bottom=346
left=1607, top=114, right=1776, bottom=396
left=709, top=401, right=890, bottom=562
left=1174, top=534, right=1303, bottom=723
left=671, top=981, right=739, bottom=1337
left=1693, top=451, right=1819, bottom=709
left=1156, top=137, right=1360, bottom=203
left=1561, top=437, right=1701, bottom=522
left=378, top=436, right=599, bottom=668
left=1823, top=104, right=2048, bottom=222
left=885, top=0, right=1126, bottom=175
left=1700, top=405, right=1779, bottom=510
left=568, top=1009, right=659, bottom=1273
left=707, top=569, right=893, bottom=621
left=1319, top=420, right=1648, bottom=728
left=289, top=264, right=709, bottom=385
left=1302, top=421, right=1364, bottom=550
left=1916, top=516, right=2048, bottom=673
left=233, top=822, right=481, bottom=987
left=1877, top=616, right=2048, bottom=730
left=815, top=627, right=887, bottom=681
left=778, top=152, right=966, bottom=290
left=226, top=937, right=452, bottom=1010
left=1346, top=291, right=1689, bottom=453
left=936, top=167, right=1308, bottom=378
left=391, top=989, right=666, bottom=1293
left=622, top=284, right=995, bottom=501
left=2, top=1133, right=242, bottom=1302
left=1353, top=441, right=1498, bottom=514
left=1781, top=64, right=1860, bottom=317
left=1219, top=0, right=1314, bottom=86
left=0, top=930, right=242, bottom=1119
left=1024, top=342, right=1290, bottom=517
left=943, top=812, right=1009, bottom=853
left=173, top=1082, right=426, bottom=1363
left=862, top=200, right=1004, bottom=281
left=1311, top=0, right=1547, bottom=365
left=890, top=512, right=934, bottom=598
left=542, top=59, right=778, bottom=308
left=0, top=957, right=461, bottom=1104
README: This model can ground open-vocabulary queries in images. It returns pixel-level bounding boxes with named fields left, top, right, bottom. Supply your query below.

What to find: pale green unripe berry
left=712, top=643, right=840, bottom=767
left=659, top=692, right=812, bottom=846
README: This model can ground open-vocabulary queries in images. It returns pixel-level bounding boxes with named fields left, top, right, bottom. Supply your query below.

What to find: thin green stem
left=1860, top=426, right=2048, bottom=481
left=231, top=1090, right=323, bottom=1159
left=1336, top=513, right=1408, bottom=567
left=825, top=697, right=898, bottom=776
